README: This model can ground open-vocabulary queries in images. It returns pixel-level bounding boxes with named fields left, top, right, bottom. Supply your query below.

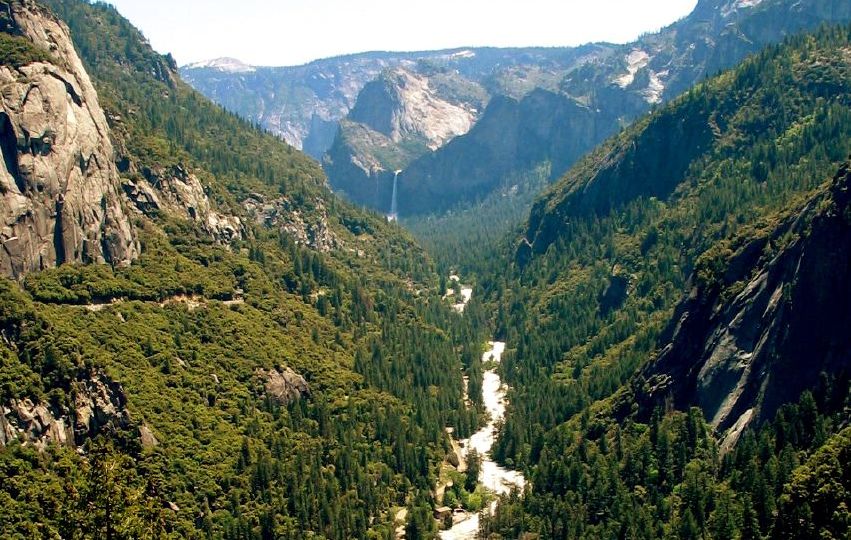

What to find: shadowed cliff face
left=638, top=163, right=851, bottom=450
left=0, top=0, right=138, bottom=277
left=397, top=89, right=622, bottom=216
left=517, top=93, right=716, bottom=266
left=518, top=23, right=851, bottom=268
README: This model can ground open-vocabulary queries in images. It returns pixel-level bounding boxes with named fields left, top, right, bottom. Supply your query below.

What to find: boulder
left=139, top=423, right=159, bottom=449
left=256, top=367, right=311, bottom=405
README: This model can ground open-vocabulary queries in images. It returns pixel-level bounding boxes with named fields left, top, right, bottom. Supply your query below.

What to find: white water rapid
left=438, top=280, right=526, bottom=539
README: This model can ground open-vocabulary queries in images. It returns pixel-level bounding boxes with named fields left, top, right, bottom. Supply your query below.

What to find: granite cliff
left=0, top=0, right=138, bottom=277
left=394, top=0, right=851, bottom=217
left=639, top=162, right=851, bottom=451
left=323, top=66, right=487, bottom=209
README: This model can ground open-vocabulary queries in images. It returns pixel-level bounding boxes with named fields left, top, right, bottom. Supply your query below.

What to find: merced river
left=439, top=281, right=526, bottom=539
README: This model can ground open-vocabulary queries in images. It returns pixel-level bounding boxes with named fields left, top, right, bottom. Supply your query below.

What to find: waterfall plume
left=388, top=170, right=401, bottom=221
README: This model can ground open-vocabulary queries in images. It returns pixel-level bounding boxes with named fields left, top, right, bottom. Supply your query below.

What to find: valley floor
left=438, top=281, right=526, bottom=539
left=441, top=341, right=526, bottom=539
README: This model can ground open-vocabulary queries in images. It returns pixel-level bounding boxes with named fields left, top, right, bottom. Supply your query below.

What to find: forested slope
left=0, top=1, right=488, bottom=538
left=478, top=25, right=851, bottom=539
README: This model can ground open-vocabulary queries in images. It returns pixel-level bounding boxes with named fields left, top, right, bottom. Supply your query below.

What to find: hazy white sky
left=107, top=0, right=699, bottom=67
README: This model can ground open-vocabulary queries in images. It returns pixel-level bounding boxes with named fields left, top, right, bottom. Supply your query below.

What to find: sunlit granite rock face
left=0, top=0, right=138, bottom=277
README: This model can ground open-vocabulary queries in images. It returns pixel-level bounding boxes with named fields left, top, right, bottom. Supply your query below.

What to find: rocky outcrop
left=324, top=66, right=487, bottom=211
left=637, top=163, right=851, bottom=448
left=0, top=398, right=73, bottom=448
left=0, top=370, right=142, bottom=449
left=138, top=423, right=159, bottom=448
left=348, top=68, right=482, bottom=151
left=255, top=367, right=310, bottom=405
left=243, top=193, right=341, bottom=252
left=0, top=0, right=138, bottom=278
left=72, top=371, right=133, bottom=443
left=123, top=164, right=242, bottom=243
left=322, top=123, right=394, bottom=211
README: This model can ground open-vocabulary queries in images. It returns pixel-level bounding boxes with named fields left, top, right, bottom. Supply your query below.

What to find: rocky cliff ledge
left=0, top=370, right=155, bottom=450
left=0, top=0, right=138, bottom=278
left=637, top=162, right=851, bottom=450
left=123, top=164, right=243, bottom=243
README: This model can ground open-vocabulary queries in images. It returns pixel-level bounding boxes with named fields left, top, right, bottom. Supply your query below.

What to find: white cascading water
left=438, top=280, right=526, bottom=539
left=388, top=170, right=401, bottom=221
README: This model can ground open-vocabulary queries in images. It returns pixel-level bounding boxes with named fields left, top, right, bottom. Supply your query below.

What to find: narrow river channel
left=438, top=280, right=526, bottom=539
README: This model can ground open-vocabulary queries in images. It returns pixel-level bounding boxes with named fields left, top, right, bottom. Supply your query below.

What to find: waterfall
left=388, top=170, right=401, bottom=221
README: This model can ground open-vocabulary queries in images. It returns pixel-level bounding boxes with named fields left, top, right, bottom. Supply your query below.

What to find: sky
left=107, top=0, right=700, bottom=68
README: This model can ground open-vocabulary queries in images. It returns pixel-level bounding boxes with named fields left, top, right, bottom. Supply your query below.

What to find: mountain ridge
left=478, top=23, right=851, bottom=538
left=392, top=0, right=851, bottom=216
left=181, top=44, right=612, bottom=158
left=182, top=0, right=851, bottom=218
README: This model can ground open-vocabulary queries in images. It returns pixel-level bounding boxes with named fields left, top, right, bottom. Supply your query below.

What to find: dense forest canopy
left=0, top=0, right=489, bottom=537
left=0, top=1, right=848, bottom=539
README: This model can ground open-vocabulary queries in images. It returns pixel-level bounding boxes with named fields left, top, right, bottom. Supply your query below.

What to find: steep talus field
left=475, top=25, right=851, bottom=539
left=0, top=0, right=489, bottom=538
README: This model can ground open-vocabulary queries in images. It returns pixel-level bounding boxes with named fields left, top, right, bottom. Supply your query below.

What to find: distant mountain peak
left=695, top=0, right=766, bottom=16
left=721, top=0, right=767, bottom=17
left=444, top=49, right=476, bottom=60
left=184, top=57, right=255, bottom=73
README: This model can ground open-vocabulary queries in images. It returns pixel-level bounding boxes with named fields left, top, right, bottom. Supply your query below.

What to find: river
left=439, top=339, right=526, bottom=538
